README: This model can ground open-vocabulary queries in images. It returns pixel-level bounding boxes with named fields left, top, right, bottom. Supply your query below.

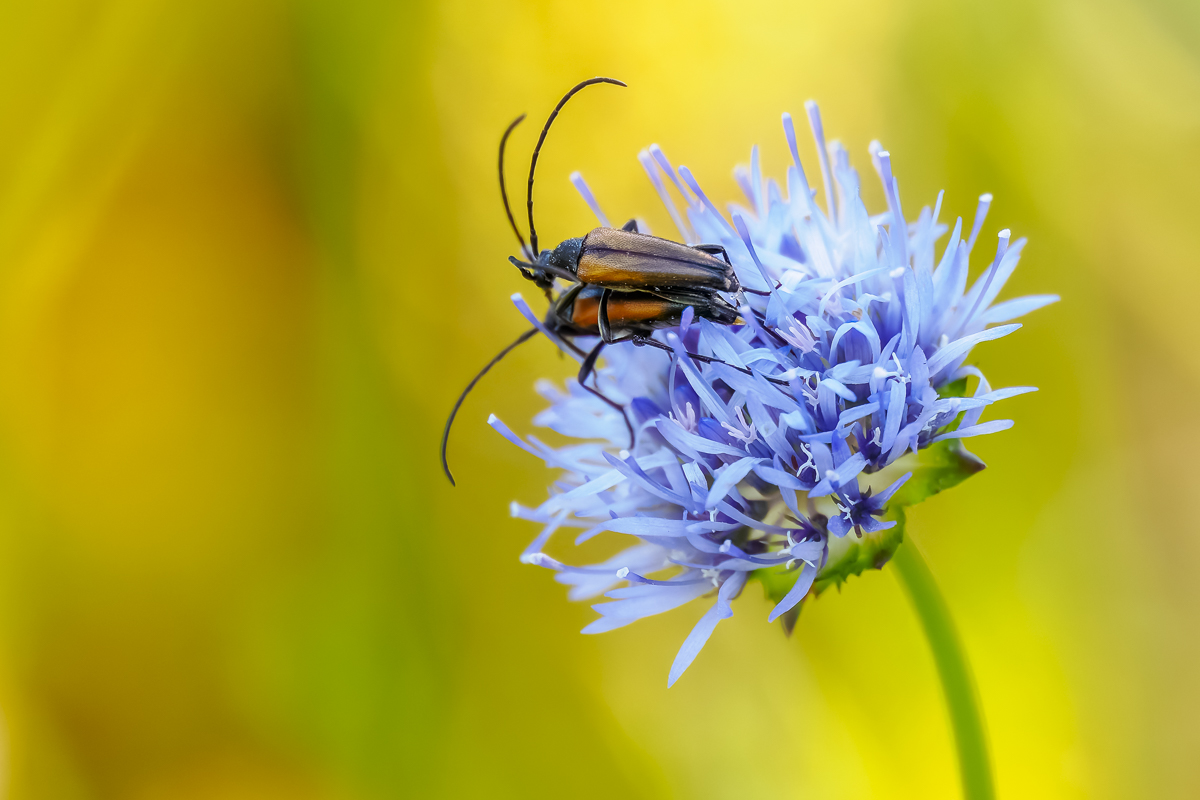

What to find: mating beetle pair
left=441, top=77, right=762, bottom=485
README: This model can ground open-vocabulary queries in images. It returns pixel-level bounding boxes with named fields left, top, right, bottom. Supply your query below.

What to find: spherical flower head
left=492, top=103, right=1057, bottom=686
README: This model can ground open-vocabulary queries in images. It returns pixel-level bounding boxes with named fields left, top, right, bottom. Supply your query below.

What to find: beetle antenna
left=499, top=114, right=531, bottom=259
left=441, top=327, right=540, bottom=486
left=527, top=77, right=627, bottom=257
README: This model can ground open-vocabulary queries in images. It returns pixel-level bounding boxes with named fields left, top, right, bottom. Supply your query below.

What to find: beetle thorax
left=545, top=237, right=583, bottom=275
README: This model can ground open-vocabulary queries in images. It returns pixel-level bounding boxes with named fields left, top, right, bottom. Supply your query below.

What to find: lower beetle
left=440, top=78, right=771, bottom=486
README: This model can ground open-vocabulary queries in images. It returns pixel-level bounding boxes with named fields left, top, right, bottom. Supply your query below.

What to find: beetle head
left=509, top=236, right=582, bottom=293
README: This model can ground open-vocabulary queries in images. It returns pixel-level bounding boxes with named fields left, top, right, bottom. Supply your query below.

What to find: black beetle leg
left=579, top=339, right=605, bottom=385
left=621, top=218, right=639, bottom=233
left=691, top=243, right=781, bottom=295
left=691, top=243, right=732, bottom=266
left=441, top=326, right=540, bottom=486
left=597, top=288, right=615, bottom=343
left=689, top=246, right=777, bottom=295
left=629, top=333, right=722, bottom=366
left=579, top=339, right=635, bottom=447
left=630, top=334, right=791, bottom=386
left=692, top=243, right=773, bottom=296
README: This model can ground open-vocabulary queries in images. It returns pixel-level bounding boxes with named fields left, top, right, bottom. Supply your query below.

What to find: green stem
left=892, top=537, right=995, bottom=800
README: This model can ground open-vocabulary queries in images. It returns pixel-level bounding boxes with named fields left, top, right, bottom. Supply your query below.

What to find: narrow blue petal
left=654, top=418, right=745, bottom=457
left=874, top=472, right=912, bottom=504
left=980, top=294, right=1059, bottom=324
left=767, top=562, right=817, bottom=622
left=705, top=457, right=763, bottom=509
left=880, top=379, right=906, bottom=453
left=926, top=323, right=1021, bottom=377
left=809, top=453, right=866, bottom=498
left=570, top=171, right=611, bottom=228
left=668, top=572, right=747, bottom=686
left=932, top=419, right=1014, bottom=442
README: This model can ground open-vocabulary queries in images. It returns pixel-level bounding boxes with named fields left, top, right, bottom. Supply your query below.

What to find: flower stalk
left=893, top=530, right=994, bottom=800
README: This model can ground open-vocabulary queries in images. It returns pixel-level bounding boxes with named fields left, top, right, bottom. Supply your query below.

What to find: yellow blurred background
left=0, top=0, right=1194, bottom=797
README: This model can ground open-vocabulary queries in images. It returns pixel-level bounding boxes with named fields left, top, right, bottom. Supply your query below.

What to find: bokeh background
left=0, top=0, right=1194, bottom=797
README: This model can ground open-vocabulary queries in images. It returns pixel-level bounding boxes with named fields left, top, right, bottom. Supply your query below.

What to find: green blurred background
left=0, top=0, right=1194, bottom=797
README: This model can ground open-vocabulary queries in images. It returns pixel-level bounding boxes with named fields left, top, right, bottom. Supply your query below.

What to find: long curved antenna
left=442, top=327, right=539, bottom=486
left=526, top=77, right=627, bottom=257
left=499, top=114, right=530, bottom=259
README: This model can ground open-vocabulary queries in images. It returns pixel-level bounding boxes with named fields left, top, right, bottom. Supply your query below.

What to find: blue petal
left=557, top=544, right=667, bottom=601
left=926, top=323, right=1021, bottom=377
left=980, top=294, right=1059, bottom=324
left=932, top=419, right=1014, bottom=442
left=668, top=571, right=747, bottom=686
left=880, top=379, right=906, bottom=453
left=809, top=453, right=866, bottom=498
left=704, top=457, right=762, bottom=509
left=827, top=513, right=852, bottom=538
left=654, top=418, right=746, bottom=457
left=767, top=561, right=817, bottom=622
left=874, top=471, right=913, bottom=504
left=586, top=577, right=712, bottom=634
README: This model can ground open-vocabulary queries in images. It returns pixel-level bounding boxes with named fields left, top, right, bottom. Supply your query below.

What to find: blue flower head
left=491, top=102, right=1056, bottom=686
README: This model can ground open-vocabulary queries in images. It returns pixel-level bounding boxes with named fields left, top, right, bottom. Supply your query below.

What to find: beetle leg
left=620, top=218, right=639, bottom=233
left=691, top=243, right=771, bottom=297
left=691, top=243, right=732, bottom=266
left=578, top=340, right=635, bottom=446
left=579, top=339, right=604, bottom=384
left=547, top=285, right=590, bottom=357
left=689, top=247, right=777, bottom=296
left=597, top=288, right=614, bottom=343
left=441, top=326, right=540, bottom=486
left=630, top=334, right=723, bottom=366
left=629, top=334, right=791, bottom=387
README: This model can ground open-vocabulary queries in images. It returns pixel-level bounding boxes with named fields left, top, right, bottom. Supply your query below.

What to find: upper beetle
left=441, top=77, right=771, bottom=485
left=503, top=78, right=745, bottom=304
left=519, top=222, right=740, bottom=295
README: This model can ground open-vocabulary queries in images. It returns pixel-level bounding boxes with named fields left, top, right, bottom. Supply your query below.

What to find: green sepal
left=889, top=439, right=986, bottom=508
left=811, top=512, right=907, bottom=596
left=755, top=562, right=800, bottom=605
left=939, top=377, right=970, bottom=398
left=753, top=439, right=987, bottom=610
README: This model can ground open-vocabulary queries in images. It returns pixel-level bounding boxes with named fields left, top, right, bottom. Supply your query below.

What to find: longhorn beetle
left=441, top=77, right=783, bottom=486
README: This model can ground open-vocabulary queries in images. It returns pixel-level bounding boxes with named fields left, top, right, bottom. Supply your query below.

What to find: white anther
left=670, top=401, right=699, bottom=433
left=721, top=406, right=758, bottom=444
left=796, top=444, right=816, bottom=478
left=777, top=321, right=817, bottom=353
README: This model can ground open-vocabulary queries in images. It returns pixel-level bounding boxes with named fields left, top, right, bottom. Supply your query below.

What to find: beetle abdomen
left=576, top=228, right=737, bottom=292
left=566, top=286, right=740, bottom=334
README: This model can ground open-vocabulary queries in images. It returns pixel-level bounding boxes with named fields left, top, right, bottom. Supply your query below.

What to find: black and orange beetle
left=440, top=78, right=765, bottom=485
